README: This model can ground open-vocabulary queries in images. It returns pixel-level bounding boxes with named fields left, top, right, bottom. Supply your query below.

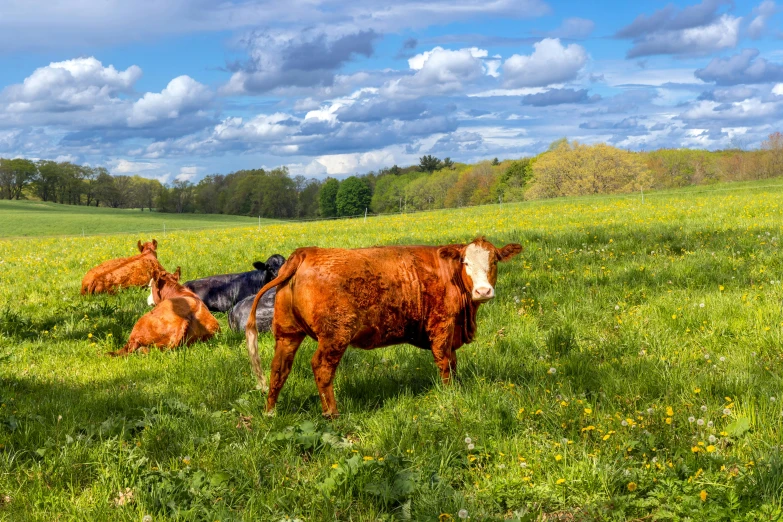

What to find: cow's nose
left=473, top=286, right=494, bottom=300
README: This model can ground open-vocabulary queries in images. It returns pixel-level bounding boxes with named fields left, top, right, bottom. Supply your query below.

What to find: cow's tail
left=245, top=250, right=306, bottom=392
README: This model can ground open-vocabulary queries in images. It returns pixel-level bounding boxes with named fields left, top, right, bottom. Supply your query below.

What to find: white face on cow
left=464, top=243, right=495, bottom=301
left=146, top=278, right=155, bottom=306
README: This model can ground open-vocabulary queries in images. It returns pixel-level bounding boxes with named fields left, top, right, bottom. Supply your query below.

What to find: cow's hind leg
left=311, top=340, right=349, bottom=418
left=265, top=333, right=306, bottom=414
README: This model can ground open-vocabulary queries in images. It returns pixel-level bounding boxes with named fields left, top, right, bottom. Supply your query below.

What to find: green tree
left=528, top=141, right=650, bottom=199
left=336, top=176, right=372, bottom=216
left=0, top=158, right=37, bottom=200
left=34, top=161, right=63, bottom=202
left=319, top=178, right=340, bottom=217
left=442, top=157, right=454, bottom=170
left=418, top=155, right=442, bottom=173
left=491, top=157, right=500, bottom=166
left=494, top=158, right=533, bottom=202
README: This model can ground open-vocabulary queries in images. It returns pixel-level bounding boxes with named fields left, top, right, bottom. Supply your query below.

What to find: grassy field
left=1, top=181, right=783, bottom=521
left=0, top=200, right=272, bottom=238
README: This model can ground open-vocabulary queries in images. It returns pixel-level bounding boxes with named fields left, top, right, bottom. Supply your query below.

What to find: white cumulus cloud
left=3, top=56, right=140, bottom=112
left=502, top=38, right=588, bottom=88
left=128, top=75, right=212, bottom=127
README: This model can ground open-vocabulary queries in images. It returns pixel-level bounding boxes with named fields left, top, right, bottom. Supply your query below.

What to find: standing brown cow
left=245, top=236, right=522, bottom=417
left=81, top=239, right=162, bottom=295
left=109, top=267, right=219, bottom=356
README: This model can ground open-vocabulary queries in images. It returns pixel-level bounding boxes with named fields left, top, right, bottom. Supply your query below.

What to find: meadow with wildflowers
left=1, top=180, right=783, bottom=520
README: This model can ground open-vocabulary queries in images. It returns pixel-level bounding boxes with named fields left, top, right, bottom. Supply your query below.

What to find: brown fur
left=245, top=237, right=522, bottom=417
left=109, top=267, right=220, bottom=356
left=81, top=240, right=162, bottom=295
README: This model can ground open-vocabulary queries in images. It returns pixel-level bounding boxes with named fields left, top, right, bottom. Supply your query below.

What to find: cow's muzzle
left=472, top=286, right=495, bottom=301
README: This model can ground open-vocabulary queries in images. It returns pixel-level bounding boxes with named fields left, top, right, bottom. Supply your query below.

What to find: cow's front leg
left=430, top=328, right=456, bottom=384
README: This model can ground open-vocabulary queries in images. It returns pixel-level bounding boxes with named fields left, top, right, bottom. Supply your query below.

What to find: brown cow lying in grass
left=81, top=239, right=163, bottom=295
left=245, top=236, right=522, bottom=417
left=109, top=267, right=219, bottom=356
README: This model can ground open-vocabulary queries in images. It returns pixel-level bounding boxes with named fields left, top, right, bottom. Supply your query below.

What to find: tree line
left=3, top=132, right=782, bottom=217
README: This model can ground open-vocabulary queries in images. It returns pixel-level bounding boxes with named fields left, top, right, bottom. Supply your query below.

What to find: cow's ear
left=439, top=245, right=464, bottom=261
left=151, top=277, right=162, bottom=304
left=152, top=239, right=158, bottom=249
left=498, top=243, right=523, bottom=262
left=253, top=261, right=266, bottom=271
left=173, top=266, right=181, bottom=280
left=137, top=240, right=144, bottom=252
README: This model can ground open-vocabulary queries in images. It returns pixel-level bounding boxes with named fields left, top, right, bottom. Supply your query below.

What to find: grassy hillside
left=0, top=200, right=274, bottom=238
left=1, top=181, right=783, bottom=520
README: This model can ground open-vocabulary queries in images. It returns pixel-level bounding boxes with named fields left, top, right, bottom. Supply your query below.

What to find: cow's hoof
left=255, top=383, right=269, bottom=394
left=322, top=412, right=340, bottom=420
left=264, top=408, right=276, bottom=417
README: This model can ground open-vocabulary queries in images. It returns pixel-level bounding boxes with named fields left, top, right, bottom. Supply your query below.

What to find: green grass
left=0, top=200, right=274, bottom=238
left=2, top=180, right=783, bottom=520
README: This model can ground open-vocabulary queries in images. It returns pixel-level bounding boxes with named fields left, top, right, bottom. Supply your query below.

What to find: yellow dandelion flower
left=700, top=490, right=707, bottom=502
left=556, top=478, right=566, bottom=485
left=627, top=482, right=637, bottom=492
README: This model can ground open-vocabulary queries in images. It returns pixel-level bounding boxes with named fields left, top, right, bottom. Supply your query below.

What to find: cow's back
left=185, top=270, right=266, bottom=312
left=84, top=255, right=161, bottom=294
left=228, top=287, right=276, bottom=331
left=81, top=257, right=130, bottom=294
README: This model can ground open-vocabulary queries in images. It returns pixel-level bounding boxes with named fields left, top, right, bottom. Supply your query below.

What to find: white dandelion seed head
left=701, top=405, right=707, bottom=412
left=720, top=356, right=726, bottom=362
left=704, top=354, right=710, bottom=360
left=615, top=305, right=620, bottom=310
left=723, top=408, right=731, bottom=416
left=458, top=509, right=469, bottom=519
left=143, top=516, right=152, bottom=522
left=688, top=416, right=695, bottom=423
left=771, top=397, right=777, bottom=402
left=647, top=408, right=654, bottom=415
left=548, top=367, right=556, bottom=375
left=707, top=420, right=714, bottom=428
left=467, top=443, right=475, bottom=450
left=708, top=435, right=716, bottom=443
left=555, top=394, right=562, bottom=401
left=621, top=420, right=628, bottom=426
left=520, top=461, right=527, bottom=468
left=697, top=419, right=705, bottom=426
left=700, top=303, right=705, bottom=308
left=465, top=437, right=472, bottom=444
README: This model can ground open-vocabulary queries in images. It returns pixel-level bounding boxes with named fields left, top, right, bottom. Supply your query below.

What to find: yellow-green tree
left=527, top=140, right=650, bottom=199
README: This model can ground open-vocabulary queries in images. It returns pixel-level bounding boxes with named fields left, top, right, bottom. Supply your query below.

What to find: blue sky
left=0, top=0, right=781, bottom=183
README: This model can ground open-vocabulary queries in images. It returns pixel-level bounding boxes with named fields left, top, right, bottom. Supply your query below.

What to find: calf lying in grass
left=109, top=267, right=219, bottom=356
left=81, top=239, right=163, bottom=295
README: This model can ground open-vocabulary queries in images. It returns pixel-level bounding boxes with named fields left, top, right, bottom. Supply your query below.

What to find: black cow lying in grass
left=227, top=287, right=276, bottom=332
left=147, top=254, right=285, bottom=312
